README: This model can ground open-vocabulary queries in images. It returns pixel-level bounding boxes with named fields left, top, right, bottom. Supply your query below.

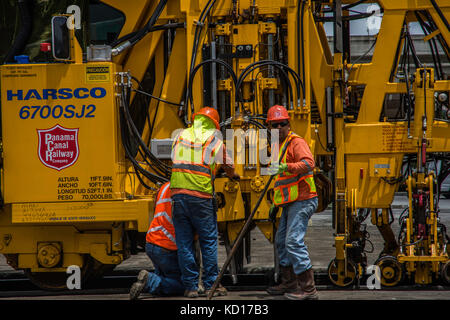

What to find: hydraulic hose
left=4, top=0, right=33, bottom=63
left=110, top=22, right=184, bottom=48
left=186, top=59, right=238, bottom=111
left=429, top=0, right=450, bottom=32
left=112, top=0, right=168, bottom=56
left=236, top=63, right=293, bottom=108
left=236, top=60, right=303, bottom=108
left=185, top=0, right=217, bottom=116
left=121, top=86, right=171, bottom=178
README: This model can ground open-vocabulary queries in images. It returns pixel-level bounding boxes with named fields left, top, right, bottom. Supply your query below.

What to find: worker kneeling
left=266, top=105, right=319, bottom=300
left=129, top=182, right=185, bottom=299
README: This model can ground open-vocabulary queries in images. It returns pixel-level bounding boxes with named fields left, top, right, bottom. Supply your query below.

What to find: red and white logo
left=37, top=124, right=79, bottom=171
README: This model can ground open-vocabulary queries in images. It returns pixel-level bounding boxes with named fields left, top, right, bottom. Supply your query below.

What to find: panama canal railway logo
left=37, top=124, right=79, bottom=171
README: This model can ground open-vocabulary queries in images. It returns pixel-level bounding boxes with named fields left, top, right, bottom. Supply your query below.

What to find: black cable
left=239, top=60, right=303, bottom=93
left=297, top=1, right=305, bottom=102
left=111, top=22, right=184, bottom=48
left=249, top=65, right=292, bottom=110
left=186, top=58, right=238, bottom=110
left=415, top=12, right=443, bottom=80
left=111, top=0, right=168, bottom=55
left=429, top=0, right=450, bottom=32
left=133, top=88, right=183, bottom=106
left=406, top=30, right=423, bottom=68
left=119, top=107, right=168, bottom=185
left=314, top=122, right=328, bottom=152
left=236, top=62, right=293, bottom=108
left=236, top=60, right=303, bottom=106
left=399, top=24, right=413, bottom=133
left=127, top=0, right=168, bottom=47
left=121, top=86, right=171, bottom=176
left=316, top=11, right=375, bottom=22
left=186, top=0, right=217, bottom=116
left=422, top=10, right=450, bottom=62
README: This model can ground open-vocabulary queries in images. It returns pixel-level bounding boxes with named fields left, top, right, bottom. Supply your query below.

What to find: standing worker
left=265, top=105, right=319, bottom=300
left=170, top=107, right=239, bottom=298
left=129, top=182, right=185, bottom=300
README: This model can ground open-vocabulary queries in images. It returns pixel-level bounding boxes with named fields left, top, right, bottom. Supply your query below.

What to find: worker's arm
left=285, top=138, right=315, bottom=174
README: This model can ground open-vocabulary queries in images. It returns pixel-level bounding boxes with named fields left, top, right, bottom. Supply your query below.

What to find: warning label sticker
left=86, top=65, right=110, bottom=83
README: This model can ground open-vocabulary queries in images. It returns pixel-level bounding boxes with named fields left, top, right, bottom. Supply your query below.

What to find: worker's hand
left=268, top=163, right=288, bottom=175
left=269, top=204, right=280, bottom=222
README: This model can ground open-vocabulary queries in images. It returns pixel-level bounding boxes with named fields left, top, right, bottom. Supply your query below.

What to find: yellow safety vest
left=170, top=126, right=222, bottom=195
left=273, top=131, right=316, bottom=206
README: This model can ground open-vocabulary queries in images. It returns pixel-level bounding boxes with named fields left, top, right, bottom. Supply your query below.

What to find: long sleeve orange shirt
left=283, top=135, right=317, bottom=201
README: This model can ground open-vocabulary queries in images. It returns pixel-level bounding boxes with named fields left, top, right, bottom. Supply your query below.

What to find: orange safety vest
left=273, top=131, right=317, bottom=206
left=146, top=182, right=177, bottom=251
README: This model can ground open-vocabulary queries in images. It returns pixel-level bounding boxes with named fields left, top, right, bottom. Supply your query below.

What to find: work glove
left=268, top=163, right=288, bottom=176
left=269, top=204, right=280, bottom=222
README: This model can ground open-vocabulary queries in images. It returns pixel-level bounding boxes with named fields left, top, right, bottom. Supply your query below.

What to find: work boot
left=266, top=265, right=298, bottom=295
left=129, top=270, right=149, bottom=300
left=284, top=268, right=319, bottom=300
left=184, top=289, right=199, bottom=298
left=203, top=284, right=228, bottom=297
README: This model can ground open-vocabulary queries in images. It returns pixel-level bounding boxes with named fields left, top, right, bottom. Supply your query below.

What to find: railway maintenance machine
left=0, top=0, right=449, bottom=289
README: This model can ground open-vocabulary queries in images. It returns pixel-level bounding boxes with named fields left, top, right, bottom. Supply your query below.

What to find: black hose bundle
left=184, top=0, right=218, bottom=116
left=111, top=0, right=168, bottom=55
left=235, top=60, right=304, bottom=108
left=119, top=84, right=170, bottom=188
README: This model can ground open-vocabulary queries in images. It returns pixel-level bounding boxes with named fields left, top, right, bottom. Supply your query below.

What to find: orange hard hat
left=193, top=107, right=221, bottom=130
left=266, top=105, right=290, bottom=123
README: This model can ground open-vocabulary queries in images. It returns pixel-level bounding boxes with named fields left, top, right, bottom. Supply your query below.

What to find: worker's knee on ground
left=147, top=272, right=162, bottom=294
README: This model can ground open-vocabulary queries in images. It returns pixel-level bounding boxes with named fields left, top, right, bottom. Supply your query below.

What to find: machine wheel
left=327, top=258, right=357, bottom=287
left=25, top=255, right=107, bottom=291
left=441, top=260, right=450, bottom=285
left=375, top=255, right=403, bottom=287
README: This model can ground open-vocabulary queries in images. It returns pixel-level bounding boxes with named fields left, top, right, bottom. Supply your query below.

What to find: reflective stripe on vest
left=170, top=129, right=222, bottom=194
left=273, top=132, right=317, bottom=206
left=146, top=182, right=177, bottom=250
left=147, top=225, right=176, bottom=243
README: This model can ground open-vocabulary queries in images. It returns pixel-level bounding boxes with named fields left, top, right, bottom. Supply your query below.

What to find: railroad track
left=1, top=271, right=449, bottom=298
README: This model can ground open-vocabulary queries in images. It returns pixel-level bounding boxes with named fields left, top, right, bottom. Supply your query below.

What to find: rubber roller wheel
left=327, top=258, right=357, bottom=287
left=375, top=255, right=403, bottom=287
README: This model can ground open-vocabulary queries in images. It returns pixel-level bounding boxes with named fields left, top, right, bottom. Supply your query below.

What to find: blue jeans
left=275, top=197, right=318, bottom=275
left=171, top=194, right=218, bottom=291
left=145, top=242, right=185, bottom=296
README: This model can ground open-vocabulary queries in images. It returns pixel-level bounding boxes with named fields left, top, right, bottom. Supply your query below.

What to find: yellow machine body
left=1, top=62, right=125, bottom=204
left=0, top=0, right=449, bottom=289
